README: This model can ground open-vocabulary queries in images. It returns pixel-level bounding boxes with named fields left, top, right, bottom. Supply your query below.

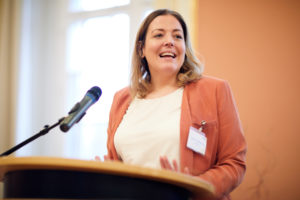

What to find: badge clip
left=198, top=120, right=206, bottom=132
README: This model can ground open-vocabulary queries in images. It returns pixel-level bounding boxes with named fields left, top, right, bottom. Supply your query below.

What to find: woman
left=105, top=9, right=246, bottom=200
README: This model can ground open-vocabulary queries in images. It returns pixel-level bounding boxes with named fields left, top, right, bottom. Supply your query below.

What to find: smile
left=159, top=52, right=176, bottom=58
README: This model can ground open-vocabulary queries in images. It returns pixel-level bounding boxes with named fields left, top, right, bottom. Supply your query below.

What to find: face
left=142, top=15, right=186, bottom=82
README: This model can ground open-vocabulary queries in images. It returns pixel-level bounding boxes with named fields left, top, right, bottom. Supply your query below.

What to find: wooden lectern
left=0, top=157, right=214, bottom=199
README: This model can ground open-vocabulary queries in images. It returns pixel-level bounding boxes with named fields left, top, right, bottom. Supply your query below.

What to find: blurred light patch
left=65, top=13, right=130, bottom=158
left=69, top=0, right=130, bottom=12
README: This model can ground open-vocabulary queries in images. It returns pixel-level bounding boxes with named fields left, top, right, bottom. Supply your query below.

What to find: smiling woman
left=104, top=9, right=247, bottom=200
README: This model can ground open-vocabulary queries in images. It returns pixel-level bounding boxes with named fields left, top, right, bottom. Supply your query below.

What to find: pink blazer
left=106, top=76, right=247, bottom=200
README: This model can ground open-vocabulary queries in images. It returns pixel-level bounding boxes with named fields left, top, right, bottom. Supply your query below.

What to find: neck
left=146, top=77, right=179, bottom=99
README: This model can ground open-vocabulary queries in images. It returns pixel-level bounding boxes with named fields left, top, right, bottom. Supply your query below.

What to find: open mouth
left=159, top=52, right=176, bottom=58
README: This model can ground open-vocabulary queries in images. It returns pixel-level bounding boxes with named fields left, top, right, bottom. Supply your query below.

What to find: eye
left=154, top=33, right=163, bottom=38
left=175, top=34, right=183, bottom=39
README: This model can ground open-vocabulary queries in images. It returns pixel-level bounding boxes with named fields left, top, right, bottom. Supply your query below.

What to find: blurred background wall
left=194, top=1, right=300, bottom=199
left=1, top=0, right=300, bottom=199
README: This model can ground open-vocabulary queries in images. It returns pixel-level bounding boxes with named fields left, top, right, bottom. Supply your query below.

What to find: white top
left=114, top=87, right=183, bottom=169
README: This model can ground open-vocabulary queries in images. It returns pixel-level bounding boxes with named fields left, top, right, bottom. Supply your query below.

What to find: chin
left=160, top=66, right=180, bottom=74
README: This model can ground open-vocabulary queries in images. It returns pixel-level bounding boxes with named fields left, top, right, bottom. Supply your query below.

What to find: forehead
left=148, top=15, right=183, bottom=32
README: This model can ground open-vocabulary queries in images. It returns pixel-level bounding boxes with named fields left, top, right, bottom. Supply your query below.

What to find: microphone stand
left=0, top=117, right=65, bottom=157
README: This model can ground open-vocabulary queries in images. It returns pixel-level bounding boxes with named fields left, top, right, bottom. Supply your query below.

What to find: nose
left=163, top=35, right=174, bottom=47
left=164, top=41, right=174, bottom=47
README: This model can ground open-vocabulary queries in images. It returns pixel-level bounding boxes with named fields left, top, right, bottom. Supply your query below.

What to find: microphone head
left=87, top=86, right=102, bottom=101
left=60, top=86, right=102, bottom=132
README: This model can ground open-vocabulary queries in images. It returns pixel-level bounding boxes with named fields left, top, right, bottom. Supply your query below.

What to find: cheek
left=179, top=46, right=186, bottom=61
left=178, top=42, right=186, bottom=56
left=143, top=45, right=157, bottom=58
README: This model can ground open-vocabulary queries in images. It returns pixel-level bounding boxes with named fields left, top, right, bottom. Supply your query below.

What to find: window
left=16, top=0, right=153, bottom=159
left=65, top=13, right=130, bottom=158
left=64, top=0, right=153, bottom=159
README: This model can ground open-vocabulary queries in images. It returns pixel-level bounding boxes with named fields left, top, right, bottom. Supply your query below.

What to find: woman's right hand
left=94, top=155, right=110, bottom=161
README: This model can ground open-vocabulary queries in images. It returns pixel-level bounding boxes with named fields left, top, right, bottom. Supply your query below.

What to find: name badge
left=187, top=126, right=207, bottom=155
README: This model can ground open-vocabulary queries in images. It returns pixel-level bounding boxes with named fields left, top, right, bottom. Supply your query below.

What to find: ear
left=138, top=41, right=144, bottom=58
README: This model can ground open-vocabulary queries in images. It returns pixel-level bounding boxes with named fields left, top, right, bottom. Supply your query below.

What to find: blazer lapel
left=179, top=86, right=194, bottom=172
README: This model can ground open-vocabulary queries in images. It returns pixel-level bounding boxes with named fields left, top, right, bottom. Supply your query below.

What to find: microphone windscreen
left=87, top=86, right=102, bottom=101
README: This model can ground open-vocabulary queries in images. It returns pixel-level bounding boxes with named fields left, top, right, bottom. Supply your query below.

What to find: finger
left=183, top=167, right=190, bottom=175
left=104, top=155, right=109, bottom=161
left=163, top=156, right=173, bottom=170
left=160, top=156, right=171, bottom=169
left=95, top=156, right=101, bottom=161
left=163, top=156, right=171, bottom=170
left=172, top=159, right=179, bottom=172
left=160, top=156, right=167, bottom=169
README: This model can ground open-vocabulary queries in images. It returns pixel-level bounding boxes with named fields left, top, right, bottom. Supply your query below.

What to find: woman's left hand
left=159, top=156, right=190, bottom=174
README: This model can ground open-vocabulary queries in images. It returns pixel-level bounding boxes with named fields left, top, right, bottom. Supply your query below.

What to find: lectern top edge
left=0, top=156, right=215, bottom=198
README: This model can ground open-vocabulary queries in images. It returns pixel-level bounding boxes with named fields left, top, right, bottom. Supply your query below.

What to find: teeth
left=160, top=52, right=175, bottom=58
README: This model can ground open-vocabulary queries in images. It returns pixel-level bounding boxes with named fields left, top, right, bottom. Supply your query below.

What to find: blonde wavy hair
left=131, top=9, right=203, bottom=98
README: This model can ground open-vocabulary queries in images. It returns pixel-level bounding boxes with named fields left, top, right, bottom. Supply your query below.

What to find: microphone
left=60, top=86, right=102, bottom=132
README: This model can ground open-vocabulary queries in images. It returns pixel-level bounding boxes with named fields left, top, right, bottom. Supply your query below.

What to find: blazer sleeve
left=198, top=81, right=247, bottom=198
left=106, top=87, right=131, bottom=160
left=106, top=92, right=120, bottom=160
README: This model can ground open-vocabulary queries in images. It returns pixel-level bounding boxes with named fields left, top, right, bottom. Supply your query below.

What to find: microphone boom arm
left=0, top=86, right=102, bottom=156
left=0, top=117, right=65, bottom=157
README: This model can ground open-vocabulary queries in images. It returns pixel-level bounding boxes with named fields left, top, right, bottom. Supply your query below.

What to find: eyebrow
left=151, top=28, right=183, bottom=33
